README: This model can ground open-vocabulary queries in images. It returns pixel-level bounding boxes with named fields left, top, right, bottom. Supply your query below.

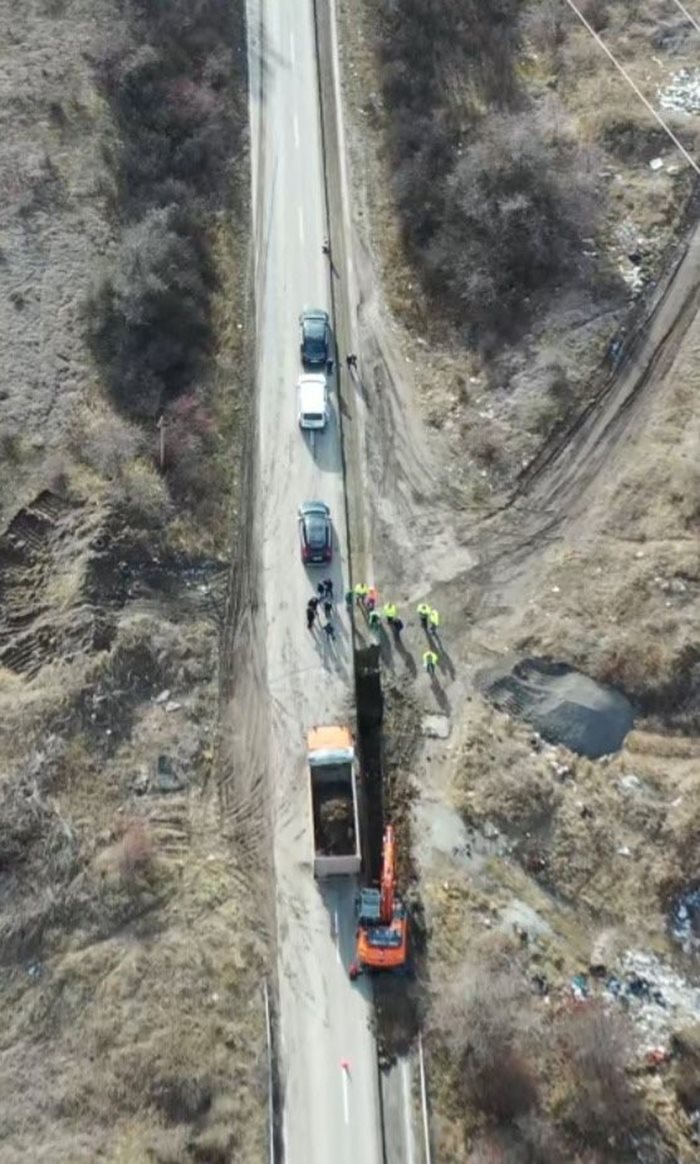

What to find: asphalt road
left=247, top=0, right=384, bottom=1161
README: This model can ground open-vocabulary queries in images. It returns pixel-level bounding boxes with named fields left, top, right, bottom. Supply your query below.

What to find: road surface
left=247, top=0, right=383, bottom=1161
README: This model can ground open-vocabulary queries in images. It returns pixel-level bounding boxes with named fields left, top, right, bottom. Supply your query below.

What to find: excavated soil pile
left=319, top=794, right=354, bottom=854
left=481, top=658, right=634, bottom=759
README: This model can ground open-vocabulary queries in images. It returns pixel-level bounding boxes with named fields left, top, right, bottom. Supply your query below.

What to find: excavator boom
left=379, top=825, right=396, bottom=923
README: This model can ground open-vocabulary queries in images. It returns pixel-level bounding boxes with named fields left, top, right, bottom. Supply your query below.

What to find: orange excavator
left=349, top=824, right=408, bottom=979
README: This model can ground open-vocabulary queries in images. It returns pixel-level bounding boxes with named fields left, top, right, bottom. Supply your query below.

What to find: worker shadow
left=393, top=636, right=417, bottom=678
left=317, top=628, right=349, bottom=679
left=436, top=641, right=456, bottom=680
left=430, top=673, right=451, bottom=714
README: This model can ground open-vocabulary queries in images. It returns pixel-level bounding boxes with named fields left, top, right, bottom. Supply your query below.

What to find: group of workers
left=306, top=579, right=442, bottom=676
left=346, top=584, right=442, bottom=678
left=306, top=578, right=336, bottom=639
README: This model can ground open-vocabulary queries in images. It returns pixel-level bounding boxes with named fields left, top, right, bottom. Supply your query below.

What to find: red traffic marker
left=340, top=1059, right=350, bottom=1073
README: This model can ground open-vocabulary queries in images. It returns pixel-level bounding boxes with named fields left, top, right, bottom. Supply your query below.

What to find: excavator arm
left=379, top=825, right=396, bottom=924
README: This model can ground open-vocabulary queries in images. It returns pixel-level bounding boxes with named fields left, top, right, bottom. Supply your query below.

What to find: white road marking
left=342, top=1067, right=349, bottom=1124
left=298, top=205, right=305, bottom=243
left=401, top=1059, right=416, bottom=1164
left=293, top=112, right=300, bottom=148
left=290, top=31, right=296, bottom=66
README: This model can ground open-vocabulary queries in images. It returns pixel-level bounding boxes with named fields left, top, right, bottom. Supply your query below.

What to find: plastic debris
left=649, top=157, right=664, bottom=172
left=570, top=974, right=589, bottom=1000
left=659, top=69, right=700, bottom=115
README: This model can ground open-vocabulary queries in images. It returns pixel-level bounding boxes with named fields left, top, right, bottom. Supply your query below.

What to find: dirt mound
left=319, top=794, right=354, bottom=854
left=481, top=658, right=634, bottom=759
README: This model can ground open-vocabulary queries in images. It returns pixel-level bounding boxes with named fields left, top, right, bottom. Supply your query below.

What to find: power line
left=668, top=0, right=700, bottom=38
left=562, top=0, right=700, bottom=176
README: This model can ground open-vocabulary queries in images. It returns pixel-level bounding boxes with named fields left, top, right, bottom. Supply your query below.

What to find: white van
left=297, top=374, right=328, bottom=431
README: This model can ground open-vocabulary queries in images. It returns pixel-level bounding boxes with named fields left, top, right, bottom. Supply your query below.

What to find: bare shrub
left=162, top=391, right=217, bottom=506
left=78, top=412, right=146, bottom=478
left=554, top=1002, right=641, bottom=1146
left=89, top=205, right=216, bottom=418
left=432, top=961, right=540, bottom=1121
left=523, top=0, right=566, bottom=54
left=424, top=112, right=593, bottom=344
left=108, top=458, right=172, bottom=527
left=113, top=819, right=154, bottom=884
left=375, top=0, right=602, bottom=342
left=578, top=0, right=609, bottom=32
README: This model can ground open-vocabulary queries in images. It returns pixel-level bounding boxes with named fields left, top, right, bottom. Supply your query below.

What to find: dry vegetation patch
left=0, top=0, right=260, bottom=1158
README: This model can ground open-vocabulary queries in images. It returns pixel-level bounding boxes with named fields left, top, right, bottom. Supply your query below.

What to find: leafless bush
left=113, top=819, right=154, bottom=884
left=108, top=458, right=172, bottom=527
left=554, top=1002, right=641, bottom=1146
left=424, top=112, right=593, bottom=344
left=78, top=412, right=146, bottom=478
left=162, top=391, right=217, bottom=506
left=376, top=0, right=603, bottom=344
left=432, top=961, right=540, bottom=1121
left=88, top=205, right=216, bottom=418
left=578, top=0, right=609, bottom=32
left=523, top=0, right=566, bottom=54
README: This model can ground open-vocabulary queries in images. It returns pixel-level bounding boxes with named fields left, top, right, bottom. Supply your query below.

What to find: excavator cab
left=349, top=826, right=408, bottom=979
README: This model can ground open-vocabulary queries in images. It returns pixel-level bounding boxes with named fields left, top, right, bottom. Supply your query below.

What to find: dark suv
left=299, top=308, right=330, bottom=367
left=298, top=501, right=332, bottom=564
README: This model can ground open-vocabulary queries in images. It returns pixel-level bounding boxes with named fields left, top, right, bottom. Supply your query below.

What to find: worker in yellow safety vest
left=423, top=649, right=438, bottom=676
left=383, top=602, right=397, bottom=624
left=417, top=602, right=431, bottom=630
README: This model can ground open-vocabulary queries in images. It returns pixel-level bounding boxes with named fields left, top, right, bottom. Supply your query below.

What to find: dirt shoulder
left=0, top=2, right=265, bottom=1160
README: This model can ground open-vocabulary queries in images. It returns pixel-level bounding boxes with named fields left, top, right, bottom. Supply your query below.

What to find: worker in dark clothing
left=326, top=358, right=334, bottom=375
left=417, top=602, right=431, bottom=630
left=322, top=578, right=333, bottom=598
left=346, top=353, right=357, bottom=370
left=306, top=606, right=316, bottom=631
left=322, top=238, right=330, bottom=255
left=391, top=616, right=404, bottom=639
left=323, top=599, right=333, bottom=620
left=317, top=582, right=325, bottom=598
left=323, top=620, right=335, bottom=640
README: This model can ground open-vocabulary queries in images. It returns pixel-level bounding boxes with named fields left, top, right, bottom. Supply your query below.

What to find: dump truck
left=308, top=726, right=361, bottom=877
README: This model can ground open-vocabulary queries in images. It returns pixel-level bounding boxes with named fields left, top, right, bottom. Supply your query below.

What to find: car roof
left=299, top=501, right=330, bottom=516
left=301, top=308, right=329, bottom=324
left=297, top=373, right=326, bottom=387
left=298, top=379, right=326, bottom=409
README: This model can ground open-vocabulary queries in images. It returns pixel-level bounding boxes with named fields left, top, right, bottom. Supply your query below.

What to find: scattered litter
left=590, top=929, right=617, bottom=977
left=649, top=157, right=664, bottom=172
left=154, top=689, right=171, bottom=704
left=645, top=1047, right=671, bottom=1068
left=26, top=962, right=43, bottom=979
left=421, top=714, right=450, bottom=740
left=670, top=886, right=700, bottom=955
left=618, top=845, right=632, bottom=858
left=659, top=69, right=700, bottom=115
left=613, top=951, right=700, bottom=1045
left=155, top=754, right=185, bottom=793
left=619, top=773, right=642, bottom=794
left=531, top=973, right=550, bottom=996
left=164, top=701, right=182, bottom=714
left=570, top=974, right=589, bottom=1000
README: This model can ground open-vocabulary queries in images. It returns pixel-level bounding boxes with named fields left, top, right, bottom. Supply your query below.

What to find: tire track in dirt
left=512, top=201, right=700, bottom=521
